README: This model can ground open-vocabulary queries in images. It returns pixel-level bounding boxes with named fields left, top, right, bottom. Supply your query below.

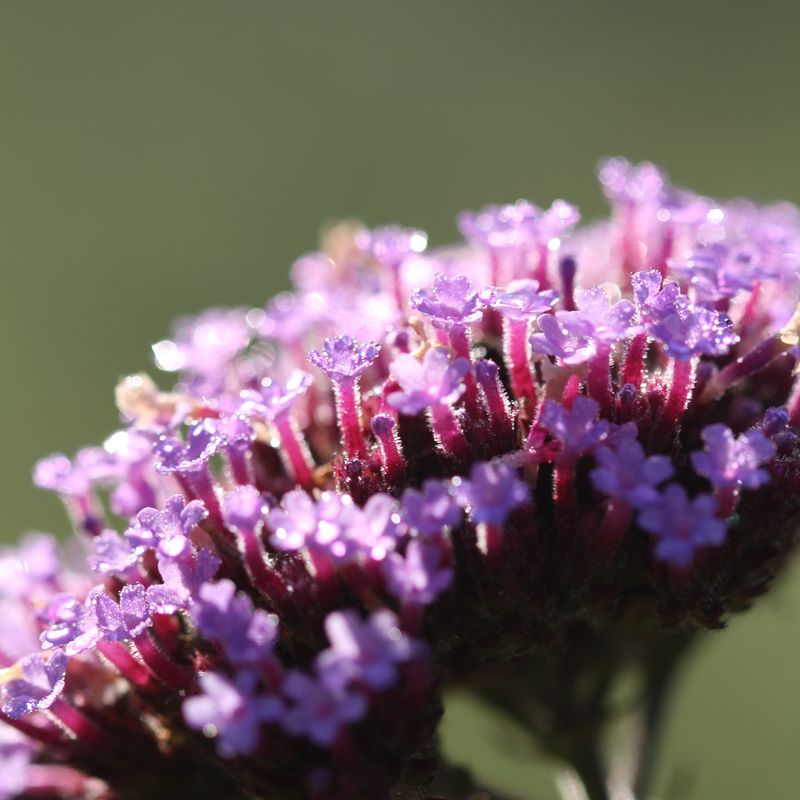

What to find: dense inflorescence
left=3, top=159, right=800, bottom=800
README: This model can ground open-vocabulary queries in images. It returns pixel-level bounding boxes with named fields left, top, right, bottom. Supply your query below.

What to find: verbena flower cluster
left=2, top=158, right=800, bottom=800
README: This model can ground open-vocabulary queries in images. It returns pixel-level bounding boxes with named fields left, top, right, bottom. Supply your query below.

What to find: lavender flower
left=308, top=335, right=380, bottom=381
left=453, top=460, right=529, bottom=526
left=399, top=480, right=462, bottom=536
left=691, top=424, right=775, bottom=490
left=637, top=485, right=727, bottom=568
left=591, top=438, right=674, bottom=507
left=530, top=286, right=637, bottom=364
left=183, top=671, right=282, bottom=758
left=361, top=225, right=428, bottom=265
left=191, top=580, right=279, bottom=667
left=457, top=200, right=539, bottom=250
left=126, top=494, right=208, bottom=559
left=387, top=348, right=469, bottom=415
left=281, top=670, right=367, bottom=747
left=316, top=610, right=414, bottom=690
left=383, top=539, right=453, bottom=606
left=410, top=273, right=485, bottom=331
left=632, top=270, right=739, bottom=360
left=540, top=396, right=612, bottom=456
left=2, top=651, right=67, bottom=719
left=485, top=279, right=559, bottom=321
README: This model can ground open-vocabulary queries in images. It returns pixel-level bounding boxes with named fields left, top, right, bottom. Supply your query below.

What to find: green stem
left=631, top=632, right=696, bottom=798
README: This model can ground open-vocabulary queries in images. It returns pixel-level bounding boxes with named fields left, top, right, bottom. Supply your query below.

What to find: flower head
left=6, top=159, right=800, bottom=800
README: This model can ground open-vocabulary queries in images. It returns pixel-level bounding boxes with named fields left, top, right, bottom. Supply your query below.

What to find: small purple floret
left=591, top=438, right=674, bottom=508
left=308, top=335, right=380, bottom=381
left=540, top=397, right=612, bottom=456
left=530, top=287, right=637, bottom=364
left=316, top=609, right=414, bottom=691
left=126, top=495, right=208, bottom=559
left=383, top=539, right=453, bottom=606
left=387, top=348, right=469, bottom=415
left=2, top=651, right=68, bottom=719
left=281, top=670, right=367, bottom=747
left=453, top=461, right=530, bottom=526
left=400, top=480, right=462, bottom=536
left=410, top=273, right=485, bottom=330
left=637, top=485, right=726, bottom=568
left=691, top=424, right=775, bottom=490
left=485, top=279, right=559, bottom=321
left=183, top=670, right=282, bottom=758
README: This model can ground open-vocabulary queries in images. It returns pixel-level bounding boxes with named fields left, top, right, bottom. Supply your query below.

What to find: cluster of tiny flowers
left=2, top=158, right=800, bottom=800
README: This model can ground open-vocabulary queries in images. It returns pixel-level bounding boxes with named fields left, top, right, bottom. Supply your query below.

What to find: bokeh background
left=2, top=2, right=799, bottom=797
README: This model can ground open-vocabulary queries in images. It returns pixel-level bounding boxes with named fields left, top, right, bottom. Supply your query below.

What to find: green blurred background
left=1, top=2, right=799, bottom=797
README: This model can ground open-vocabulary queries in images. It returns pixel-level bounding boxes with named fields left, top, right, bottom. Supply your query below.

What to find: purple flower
left=151, top=308, right=252, bottom=380
left=540, top=397, right=612, bottom=456
left=457, top=201, right=540, bottom=250
left=591, top=438, right=674, bottom=508
left=453, top=460, right=530, bottom=526
left=632, top=271, right=738, bottom=360
left=33, top=447, right=119, bottom=498
left=400, top=480, right=462, bottom=537
left=183, top=670, right=282, bottom=758
left=238, top=370, right=312, bottom=421
left=40, top=596, right=100, bottom=656
left=361, top=226, right=428, bottom=265
left=387, top=348, right=469, bottom=415
left=691, top=424, right=775, bottom=490
left=597, top=158, right=665, bottom=205
left=267, top=490, right=359, bottom=554
left=530, top=287, right=637, bottom=364
left=88, top=584, right=152, bottom=642
left=383, top=539, right=453, bottom=606
left=485, top=279, right=559, bottom=321
left=88, top=529, right=139, bottom=577
left=344, top=494, right=403, bottom=562
left=222, top=486, right=269, bottom=535
left=281, top=670, right=367, bottom=746
left=153, top=548, right=221, bottom=607
left=191, top=580, right=278, bottom=667
left=316, top=609, right=415, bottom=691
left=126, top=495, right=208, bottom=559
left=308, top=335, right=380, bottom=381
left=1, top=534, right=60, bottom=592
left=0, top=725, right=32, bottom=800
left=670, top=244, right=772, bottom=303
left=266, top=490, right=400, bottom=563
left=154, top=420, right=224, bottom=476
left=537, top=200, right=581, bottom=242
left=410, top=273, right=485, bottom=330
left=2, top=650, right=68, bottom=719
left=638, top=485, right=727, bottom=568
